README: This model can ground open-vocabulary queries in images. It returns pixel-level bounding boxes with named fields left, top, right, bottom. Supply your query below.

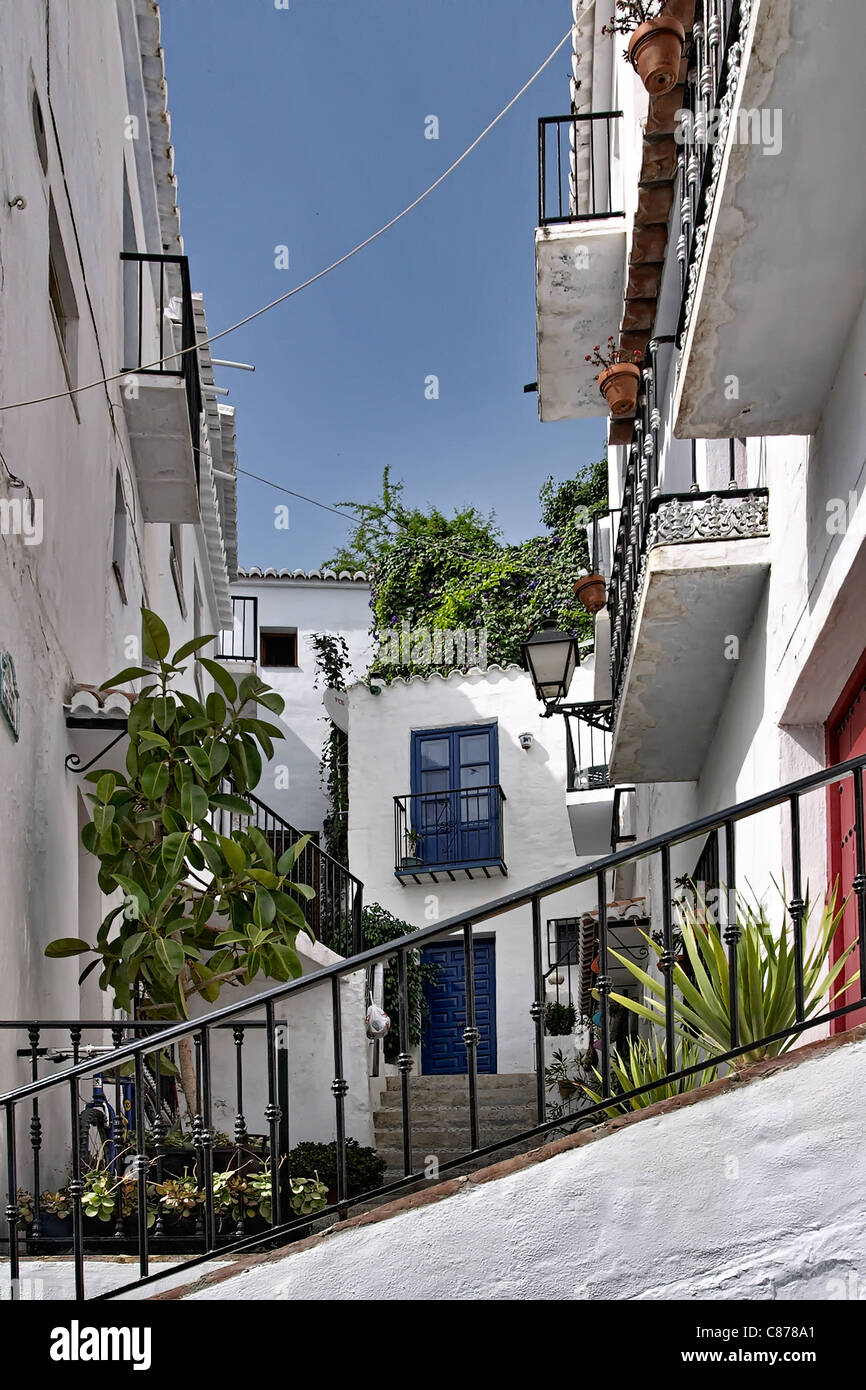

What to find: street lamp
left=521, top=621, right=580, bottom=711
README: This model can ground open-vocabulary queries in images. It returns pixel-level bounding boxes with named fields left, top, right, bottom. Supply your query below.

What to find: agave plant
left=581, top=1034, right=719, bottom=1117
left=608, top=889, right=858, bottom=1070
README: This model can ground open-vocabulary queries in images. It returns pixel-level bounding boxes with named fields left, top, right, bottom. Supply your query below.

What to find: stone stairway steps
left=374, top=1073, right=543, bottom=1184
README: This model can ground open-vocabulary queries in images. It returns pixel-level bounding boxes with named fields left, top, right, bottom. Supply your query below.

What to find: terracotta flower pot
left=574, top=574, right=606, bottom=615
left=598, top=361, right=640, bottom=417
left=627, top=17, right=686, bottom=96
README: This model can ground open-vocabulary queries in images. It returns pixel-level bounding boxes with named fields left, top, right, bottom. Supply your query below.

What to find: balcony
left=217, top=595, right=258, bottom=665
left=564, top=703, right=622, bottom=856
left=673, top=0, right=866, bottom=437
left=120, top=252, right=202, bottom=522
left=608, top=344, right=770, bottom=784
left=394, top=786, right=506, bottom=883
left=535, top=112, right=626, bottom=421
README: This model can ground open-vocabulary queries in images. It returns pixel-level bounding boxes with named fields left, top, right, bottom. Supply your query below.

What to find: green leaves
left=47, top=607, right=318, bottom=1022
left=141, top=608, right=171, bottom=662
left=172, top=633, right=215, bottom=664
left=155, top=937, right=185, bottom=976
left=608, top=886, right=859, bottom=1072
left=198, top=657, right=237, bottom=703
left=141, top=762, right=170, bottom=801
left=45, top=938, right=92, bottom=958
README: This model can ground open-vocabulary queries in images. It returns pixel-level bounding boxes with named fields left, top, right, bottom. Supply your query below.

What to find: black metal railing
left=607, top=339, right=769, bottom=704
left=210, top=782, right=363, bottom=958
left=120, top=251, right=202, bottom=480
left=217, top=595, right=258, bottom=663
left=675, top=0, right=742, bottom=344
left=565, top=707, right=613, bottom=793
left=538, top=113, right=625, bottom=226
left=3, top=754, right=866, bottom=1299
left=1, top=1019, right=281, bottom=1255
left=394, top=786, right=507, bottom=879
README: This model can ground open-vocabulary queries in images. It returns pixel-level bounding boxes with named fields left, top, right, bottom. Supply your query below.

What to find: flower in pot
left=603, top=2, right=686, bottom=96
left=574, top=570, right=607, bottom=615
left=586, top=338, right=642, bottom=418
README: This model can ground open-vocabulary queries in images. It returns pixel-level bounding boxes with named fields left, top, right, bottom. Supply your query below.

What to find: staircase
left=375, top=1073, right=539, bottom=1181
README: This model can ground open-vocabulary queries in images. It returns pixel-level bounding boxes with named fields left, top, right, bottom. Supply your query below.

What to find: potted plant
left=286, top=1138, right=386, bottom=1204
left=603, top=2, right=686, bottom=96
left=39, top=1187, right=73, bottom=1238
left=586, top=338, right=643, bottom=417
left=401, top=827, right=424, bottom=869
left=544, top=1000, right=577, bottom=1037
left=288, top=1174, right=329, bottom=1218
left=574, top=571, right=607, bottom=615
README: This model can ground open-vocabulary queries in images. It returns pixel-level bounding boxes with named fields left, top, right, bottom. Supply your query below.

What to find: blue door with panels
left=411, top=724, right=499, bottom=868
left=420, top=939, right=497, bottom=1074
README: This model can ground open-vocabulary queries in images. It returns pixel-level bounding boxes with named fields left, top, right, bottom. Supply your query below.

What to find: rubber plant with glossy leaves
left=45, top=609, right=314, bottom=1111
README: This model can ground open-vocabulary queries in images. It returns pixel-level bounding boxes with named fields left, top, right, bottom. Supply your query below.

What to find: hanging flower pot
left=587, top=338, right=643, bottom=418
left=627, top=17, right=685, bottom=96
left=574, top=574, right=607, bottom=615
left=599, top=362, right=641, bottom=416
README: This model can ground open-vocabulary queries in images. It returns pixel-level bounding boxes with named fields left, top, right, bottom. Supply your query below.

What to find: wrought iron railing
left=211, top=783, right=363, bottom=958
left=2, top=1019, right=278, bottom=1253
left=120, top=251, right=202, bottom=481
left=394, top=785, right=507, bottom=879
left=538, top=112, right=625, bottom=226
left=565, top=705, right=613, bottom=793
left=675, top=0, right=743, bottom=344
left=216, top=595, right=258, bottom=663
left=4, top=753, right=866, bottom=1300
left=607, top=339, right=769, bottom=704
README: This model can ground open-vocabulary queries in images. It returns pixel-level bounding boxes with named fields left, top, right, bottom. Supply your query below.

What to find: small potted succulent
left=586, top=337, right=643, bottom=417
left=401, top=827, right=424, bottom=870
left=603, top=2, right=686, bottom=96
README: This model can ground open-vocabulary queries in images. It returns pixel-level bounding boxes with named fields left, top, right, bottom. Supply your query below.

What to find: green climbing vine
left=310, top=633, right=351, bottom=865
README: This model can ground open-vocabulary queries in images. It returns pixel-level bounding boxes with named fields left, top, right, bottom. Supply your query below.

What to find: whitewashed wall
left=347, top=663, right=604, bottom=1074
left=190, top=1036, right=866, bottom=1302
left=0, top=2, right=231, bottom=1086
left=228, top=576, right=373, bottom=835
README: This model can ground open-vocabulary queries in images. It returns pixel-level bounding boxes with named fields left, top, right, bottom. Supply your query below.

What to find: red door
left=826, top=655, right=866, bottom=1031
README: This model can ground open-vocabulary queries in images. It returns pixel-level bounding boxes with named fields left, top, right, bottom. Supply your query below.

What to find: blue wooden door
left=411, top=725, right=498, bottom=868
left=420, top=939, right=497, bottom=1074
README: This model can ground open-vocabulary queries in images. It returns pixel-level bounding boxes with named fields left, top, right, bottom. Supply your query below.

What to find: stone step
left=384, top=1073, right=537, bottom=1097
left=374, top=1103, right=537, bottom=1130
left=375, top=1124, right=533, bottom=1150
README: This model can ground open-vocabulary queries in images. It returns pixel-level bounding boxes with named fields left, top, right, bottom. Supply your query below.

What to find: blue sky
left=160, top=0, right=606, bottom=570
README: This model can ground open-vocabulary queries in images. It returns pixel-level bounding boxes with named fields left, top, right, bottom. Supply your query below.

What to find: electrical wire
left=0, top=20, right=578, bottom=416
left=235, top=466, right=355, bottom=521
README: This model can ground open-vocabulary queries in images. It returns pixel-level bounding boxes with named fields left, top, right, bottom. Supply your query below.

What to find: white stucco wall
left=347, top=663, right=605, bottom=1074
left=228, top=577, right=373, bottom=835
left=186, top=1036, right=866, bottom=1301
left=0, top=3, right=233, bottom=1083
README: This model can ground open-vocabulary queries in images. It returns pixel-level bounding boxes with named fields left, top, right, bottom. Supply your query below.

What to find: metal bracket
left=65, top=728, right=126, bottom=774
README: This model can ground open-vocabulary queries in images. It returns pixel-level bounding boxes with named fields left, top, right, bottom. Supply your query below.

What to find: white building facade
left=0, top=1, right=238, bottom=1077
left=535, top=0, right=866, bottom=1027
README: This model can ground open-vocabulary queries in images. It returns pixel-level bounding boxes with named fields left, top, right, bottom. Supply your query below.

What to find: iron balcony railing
left=394, top=785, right=507, bottom=879
left=216, top=595, right=258, bottom=663
left=565, top=704, right=613, bottom=794
left=120, top=251, right=202, bottom=482
left=3, top=753, right=866, bottom=1298
left=211, top=782, right=363, bottom=958
left=607, top=338, right=769, bottom=704
left=675, top=0, right=742, bottom=344
left=538, top=112, right=625, bottom=226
